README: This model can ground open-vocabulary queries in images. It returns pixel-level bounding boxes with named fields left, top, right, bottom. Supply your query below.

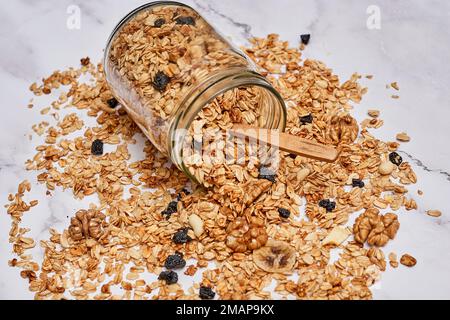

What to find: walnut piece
left=353, top=208, right=400, bottom=247
left=243, top=180, right=272, bottom=206
left=226, top=217, right=268, bottom=253
left=68, top=209, right=106, bottom=241
left=327, top=113, right=359, bottom=144
left=367, top=247, right=386, bottom=271
left=400, top=254, right=417, bottom=267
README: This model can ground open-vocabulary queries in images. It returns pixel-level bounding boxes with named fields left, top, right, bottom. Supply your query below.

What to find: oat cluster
left=4, top=31, right=424, bottom=300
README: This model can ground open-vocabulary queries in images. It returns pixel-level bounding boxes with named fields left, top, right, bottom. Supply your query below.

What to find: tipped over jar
left=104, top=1, right=286, bottom=185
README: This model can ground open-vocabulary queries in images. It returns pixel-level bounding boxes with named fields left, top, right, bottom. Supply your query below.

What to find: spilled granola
left=4, top=33, right=428, bottom=301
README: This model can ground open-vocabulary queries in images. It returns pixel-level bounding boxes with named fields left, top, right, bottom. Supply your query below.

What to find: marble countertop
left=1, top=0, right=450, bottom=300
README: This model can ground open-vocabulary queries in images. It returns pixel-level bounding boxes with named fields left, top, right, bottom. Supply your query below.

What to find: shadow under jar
left=104, top=1, right=286, bottom=185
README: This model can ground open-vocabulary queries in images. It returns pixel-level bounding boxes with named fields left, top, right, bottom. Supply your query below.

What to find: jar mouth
left=169, top=69, right=287, bottom=185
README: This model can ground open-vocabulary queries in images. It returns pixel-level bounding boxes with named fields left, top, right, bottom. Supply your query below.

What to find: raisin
left=154, top=18, right=166, bottom=28
left=301, top=34, right=311, bottom=45
left=258, top=167, right=277, bottom=183
left=319, top=199, right=330, bottom=208
left=389, top=152, right=403, bottom=166
left=326, top=202, right=336, bottom=212
left=300, top=114, right=313, bottom=125
left=173, top=228, right=192, bottom=244
left=91, top=139, right=103, bottom=156
left=199, top=286, right=215, bottom=300
left=107, top=98, right=119, bottom=109
left=352, top=179, right=365, bottom=188
left=162, top=201, right=178, bottom=219
left=164, top=253, right=186, bottom=270
left=158, top=271, right=178, bottom=284
left=278, top=208, right=291, bottom=219
left=319, top=199, right=335, bottom=212
left=175, top=16, right=196, bottom=26
left=153, top=71, right=170, bottom=92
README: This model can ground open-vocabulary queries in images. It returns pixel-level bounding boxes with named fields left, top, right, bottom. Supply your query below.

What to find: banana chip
left=253, top=240, right=296, bottom=273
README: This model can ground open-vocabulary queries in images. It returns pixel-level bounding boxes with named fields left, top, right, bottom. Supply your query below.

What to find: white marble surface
left=1, top=0, right=450, bottom=300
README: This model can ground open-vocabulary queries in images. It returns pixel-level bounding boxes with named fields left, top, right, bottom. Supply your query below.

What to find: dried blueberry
left=300, top=114, right=313, bottom=125
left=107, top=98, right=119, bottom=109
left=278, top=208, right=291, bottom=219
left=91, top=139, right=104, bottom=156
left=301, top=34, right=311, bottom=45
left=326, top=202, right=336, bottom=212
left=319, top=199, right=330, bottom=208
left=389, top=152, right=403, bottom=166
left=352, top=179, right=365, bottom=188
left=319, top=199, right=336, bottom=212
left=164, top=253, right=186, bottom=270
left=258, top=167, right=277, bottom=183
left=173, top=228, right=192, bottom=244
left=153, top=71, right=171, bottom=92
left=175, top=16, right=196, bottom=26
left=177, top=188, right=191, bottom=201
left=154, top=18, right=166, bottom=28
left=158, top=271, right=178, bottom=284
left=199, top=286, right=215, bottom=300
left=162, top=201, right=178, bottom=219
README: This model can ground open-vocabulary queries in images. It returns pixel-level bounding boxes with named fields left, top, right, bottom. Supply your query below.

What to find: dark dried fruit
left=158, top=271, right=178, bottom=284
left=326, top=202, right=336, bottom=212
left=352, top=179, right=365, bottom=188
left=153, top=71, right=170, bottom=92
left=91, top=139, right=103, bottom=156
left=164, top=252, right=186, bottom=270
left=80, top=57, right=90, bottom=66
left=162, top=201, right=178, bottom=219
left=319, top=199, right=330, bottom=208
left=199, top=286, right=215, bottom=300
left=258, top=167, right=277, bottom=183
left=278, top=208, right=291, bottom=219
left=175, top=16, right=195, bottom=26
left=177, top=188, right=190, bottom=201
left=173, top=228, right=192, bottom=244
left=319, top=199, right=336, bottom=212
left=300, top=34, right=311, bottom=45
left=300, top=114, right=313, bottom=125
left=389, top=152, right=403, bottom=166
left=154, top=18, right=166, bottom=28
left=107, top=98, right=119, bottom=109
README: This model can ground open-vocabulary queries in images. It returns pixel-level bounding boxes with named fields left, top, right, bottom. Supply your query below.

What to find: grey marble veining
left=1, top=0, right=450, bottom=299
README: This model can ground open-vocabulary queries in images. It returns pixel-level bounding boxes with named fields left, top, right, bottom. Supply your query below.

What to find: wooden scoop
left=229, top=124, right=341, bottom=163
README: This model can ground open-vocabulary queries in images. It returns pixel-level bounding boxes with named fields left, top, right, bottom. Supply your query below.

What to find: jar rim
left=169, top=69, right=287, bottom=184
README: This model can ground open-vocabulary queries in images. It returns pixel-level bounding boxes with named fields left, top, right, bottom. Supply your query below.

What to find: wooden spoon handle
left=229, top=124, right=341, bottom=163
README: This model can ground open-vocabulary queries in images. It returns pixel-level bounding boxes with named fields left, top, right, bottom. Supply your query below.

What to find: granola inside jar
left=104, top=1, right=286, bottom=185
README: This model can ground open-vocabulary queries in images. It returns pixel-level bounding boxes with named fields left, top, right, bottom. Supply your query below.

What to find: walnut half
left=327, top=113, right=359, bottom=144
left=353, top=208, right=399, bottom=247
left=68, top=209, right=106, bottom=241
left=226, top=217, right=268, bottom=253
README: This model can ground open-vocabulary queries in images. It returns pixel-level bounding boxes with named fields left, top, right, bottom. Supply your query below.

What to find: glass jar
left=104, top=1, right=286, bottom=183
